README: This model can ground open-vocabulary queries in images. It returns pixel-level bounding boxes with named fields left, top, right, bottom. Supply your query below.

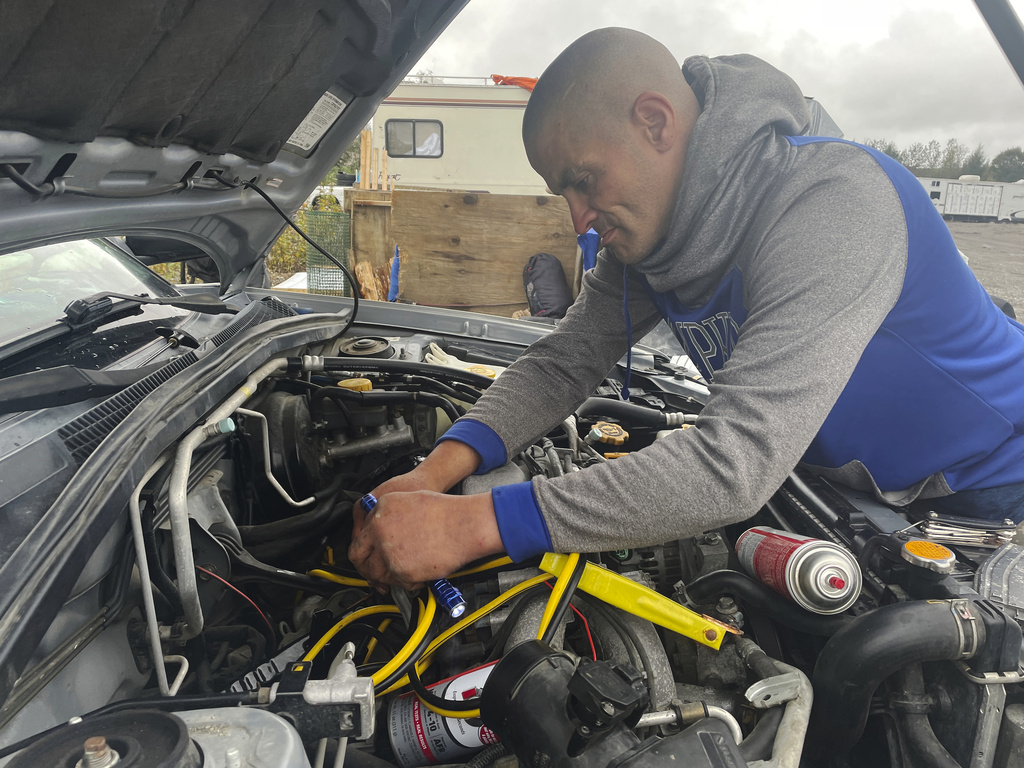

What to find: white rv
left=370, top=77, right=547, bottom=194
left=917, top=175, right=1024, bottom=221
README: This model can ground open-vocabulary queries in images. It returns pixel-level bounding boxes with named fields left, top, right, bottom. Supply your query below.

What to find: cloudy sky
left=414, top=0, right=1024, bottom=155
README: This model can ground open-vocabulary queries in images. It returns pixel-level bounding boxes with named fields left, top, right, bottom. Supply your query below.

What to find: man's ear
left=631, top=92, right=677, bottom=152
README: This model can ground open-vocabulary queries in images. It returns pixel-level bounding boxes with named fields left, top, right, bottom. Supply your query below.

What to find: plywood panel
left=346, top=189, right=394, bottom=273
left=391, top=190, right=576, bottom=315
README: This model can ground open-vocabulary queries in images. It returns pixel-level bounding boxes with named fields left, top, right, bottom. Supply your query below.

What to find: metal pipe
left=235, top=408, right=315, bottom=507
left=752, top=661, right=814, bottom=768
left=635, top=705, right=743, bottom=745
left=165, top=654, right=189, bottom=696
left=128, top=455, right=171, bottom=694
left=168, top=358, right=288, bottom=640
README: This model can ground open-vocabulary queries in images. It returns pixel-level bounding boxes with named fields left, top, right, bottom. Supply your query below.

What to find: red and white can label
left=389, top=664, right=498, bottom=768
left=736, top=527, right=819, bottom=601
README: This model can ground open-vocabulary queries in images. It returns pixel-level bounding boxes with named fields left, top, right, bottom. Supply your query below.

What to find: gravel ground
left=947, top=221, right=1024, bottom=313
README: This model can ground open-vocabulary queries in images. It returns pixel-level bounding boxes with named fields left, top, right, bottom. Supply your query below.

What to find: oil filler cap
left=901, top=539, right=956, bottom=574
left=590, top=421, right=628, bottom=446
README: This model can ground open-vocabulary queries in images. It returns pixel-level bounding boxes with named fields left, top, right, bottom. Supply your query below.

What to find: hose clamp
left=950, top=599, right=980, bottom=659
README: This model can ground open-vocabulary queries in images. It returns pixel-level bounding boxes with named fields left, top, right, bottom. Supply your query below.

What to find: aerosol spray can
left=387, top=664, right=499, bottom=767
left=735, top=526, right=862, bottom=615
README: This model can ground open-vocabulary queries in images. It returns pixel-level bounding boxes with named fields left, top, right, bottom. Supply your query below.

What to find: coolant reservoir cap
left=590, top=421, right=628, bottom=445
left=901, top=539, right=956, bottom=574
left=338, top=377, right=373, bottom=392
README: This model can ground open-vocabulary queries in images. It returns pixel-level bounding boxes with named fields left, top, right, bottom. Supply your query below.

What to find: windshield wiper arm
left=63, top=292, right=237, bottom=327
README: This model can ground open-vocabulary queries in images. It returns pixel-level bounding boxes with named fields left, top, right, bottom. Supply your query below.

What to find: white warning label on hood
left=287, top=91, right=347, bottom=151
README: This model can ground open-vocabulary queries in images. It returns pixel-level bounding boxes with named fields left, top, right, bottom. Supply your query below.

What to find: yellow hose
left=371, top=595, right=437, bottom=687
left=378, top=572, right=552, bottom=696
left=308, top=569, right=370, bottom=588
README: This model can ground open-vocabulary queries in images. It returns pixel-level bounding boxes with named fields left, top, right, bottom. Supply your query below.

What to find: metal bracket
left=955, top=660, right=1024, bottom=684
left=745, top=670, right=804, bottom=710
left=267, top=651, right=375, bottom=741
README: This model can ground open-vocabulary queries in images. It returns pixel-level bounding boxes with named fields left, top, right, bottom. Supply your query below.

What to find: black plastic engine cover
left=608, top=719, right=747, bottom=768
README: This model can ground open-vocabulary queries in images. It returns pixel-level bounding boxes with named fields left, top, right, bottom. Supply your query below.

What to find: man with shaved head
left=350, top=28, right=1024, bottom=590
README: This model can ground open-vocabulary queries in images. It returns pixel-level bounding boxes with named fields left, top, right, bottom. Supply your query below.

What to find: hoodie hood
left=636, top=54, right=811, bottom=297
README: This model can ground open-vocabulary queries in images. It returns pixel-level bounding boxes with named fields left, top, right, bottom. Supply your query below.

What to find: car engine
left=2, top=328, right=1023, bottom=768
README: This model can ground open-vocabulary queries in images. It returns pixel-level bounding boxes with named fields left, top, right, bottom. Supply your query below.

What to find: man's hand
left=349, top=490, right=504, bottom=591
left=349, top=439, right=484, bottom=547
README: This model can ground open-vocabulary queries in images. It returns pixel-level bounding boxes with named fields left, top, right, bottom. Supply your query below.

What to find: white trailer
left=370, top=77, right=546, bottom=194
left=916, top=176, right=1024, bottom=221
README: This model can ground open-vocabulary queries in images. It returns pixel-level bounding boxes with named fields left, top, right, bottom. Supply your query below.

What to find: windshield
left=0, top=238, right=177, bottom=346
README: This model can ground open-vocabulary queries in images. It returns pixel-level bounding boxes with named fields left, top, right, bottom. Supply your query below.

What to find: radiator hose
left=808, top=599, right=985, bottom=755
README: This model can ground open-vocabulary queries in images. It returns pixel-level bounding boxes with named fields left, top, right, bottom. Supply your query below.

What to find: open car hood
left=0, top=0, right=466, bottom=291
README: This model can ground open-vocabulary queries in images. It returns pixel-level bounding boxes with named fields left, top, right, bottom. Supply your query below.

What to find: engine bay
left=3, top=331, right=1024, bottom=768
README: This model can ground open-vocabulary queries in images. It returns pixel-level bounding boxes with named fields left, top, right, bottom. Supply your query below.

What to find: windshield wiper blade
left=63, top=292, right=237, bottom=326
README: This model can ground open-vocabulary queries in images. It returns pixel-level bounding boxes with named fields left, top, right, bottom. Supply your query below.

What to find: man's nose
left=567, top=196, right=597, bottom=235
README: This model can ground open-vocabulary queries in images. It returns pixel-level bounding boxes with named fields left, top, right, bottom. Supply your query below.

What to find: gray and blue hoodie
left=440, top=54, right=1024, bottom=560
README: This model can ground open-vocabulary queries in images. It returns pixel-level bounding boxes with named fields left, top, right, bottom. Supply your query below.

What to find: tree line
left=863, top=138, right=1024, bottom=183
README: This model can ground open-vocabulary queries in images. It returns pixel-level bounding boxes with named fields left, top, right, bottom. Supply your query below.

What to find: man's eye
left=575, top=176, right=591, bottom=192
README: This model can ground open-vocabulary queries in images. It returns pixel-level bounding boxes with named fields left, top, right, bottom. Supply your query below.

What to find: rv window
left=386, top=119, right=443, bottom=158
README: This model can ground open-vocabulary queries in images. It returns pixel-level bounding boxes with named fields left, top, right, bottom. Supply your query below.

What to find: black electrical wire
left=449, top=381, right=484, bottom=402
left=0, top=164, right=53, bottom=196
left=540, top=554, right=587, bottom=646
left=407, top=658, right=480, bottom=713
left=339, top=622, right=402, bottom=663
left=389, top=375, right=471, bottom=403
left=0, top=691, right=259, bottom=759
left=212, top=172, right=360, bottom=333
left=373, top=618, right=438, bottom=694
left=576, top=596, right=654, bottom=695
left=383, top=384, right=468, bottom=417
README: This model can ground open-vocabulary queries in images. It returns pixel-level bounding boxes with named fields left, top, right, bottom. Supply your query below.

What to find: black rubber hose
left=808, top=599, right=978, bottom=755
left=142, top=501, right=184, bottom=618
left=238, top=497, right=349, bottom=545
left=575, top=397, right=673, bottom=428
left=739, top=707, right=784, bottom=762
left=891, top=665, right=960, bottom=768
left=467, top=744, right=509, bottom=767
left=317, top=357, right=495, bottom=389
left=684, top=570, right=854, bottom=637
left=733, top=638, right=784, bottom=762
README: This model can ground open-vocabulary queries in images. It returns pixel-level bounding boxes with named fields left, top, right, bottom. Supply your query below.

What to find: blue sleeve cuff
left=436, top=419, right=508, bottom=474
left=491, top=481, right=552, bottom=562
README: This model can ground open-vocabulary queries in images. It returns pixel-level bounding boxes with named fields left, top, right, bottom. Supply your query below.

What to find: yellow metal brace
left=540, top=552, right=739, bottom=651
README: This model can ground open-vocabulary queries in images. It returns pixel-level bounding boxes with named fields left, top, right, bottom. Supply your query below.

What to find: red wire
left=196, top=566, right=276, bottom=644
left=544, top=582, right=596, bottom=660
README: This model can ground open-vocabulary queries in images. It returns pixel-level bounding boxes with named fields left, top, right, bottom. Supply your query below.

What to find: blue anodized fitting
left=359, top=494, right=467, bottom=619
